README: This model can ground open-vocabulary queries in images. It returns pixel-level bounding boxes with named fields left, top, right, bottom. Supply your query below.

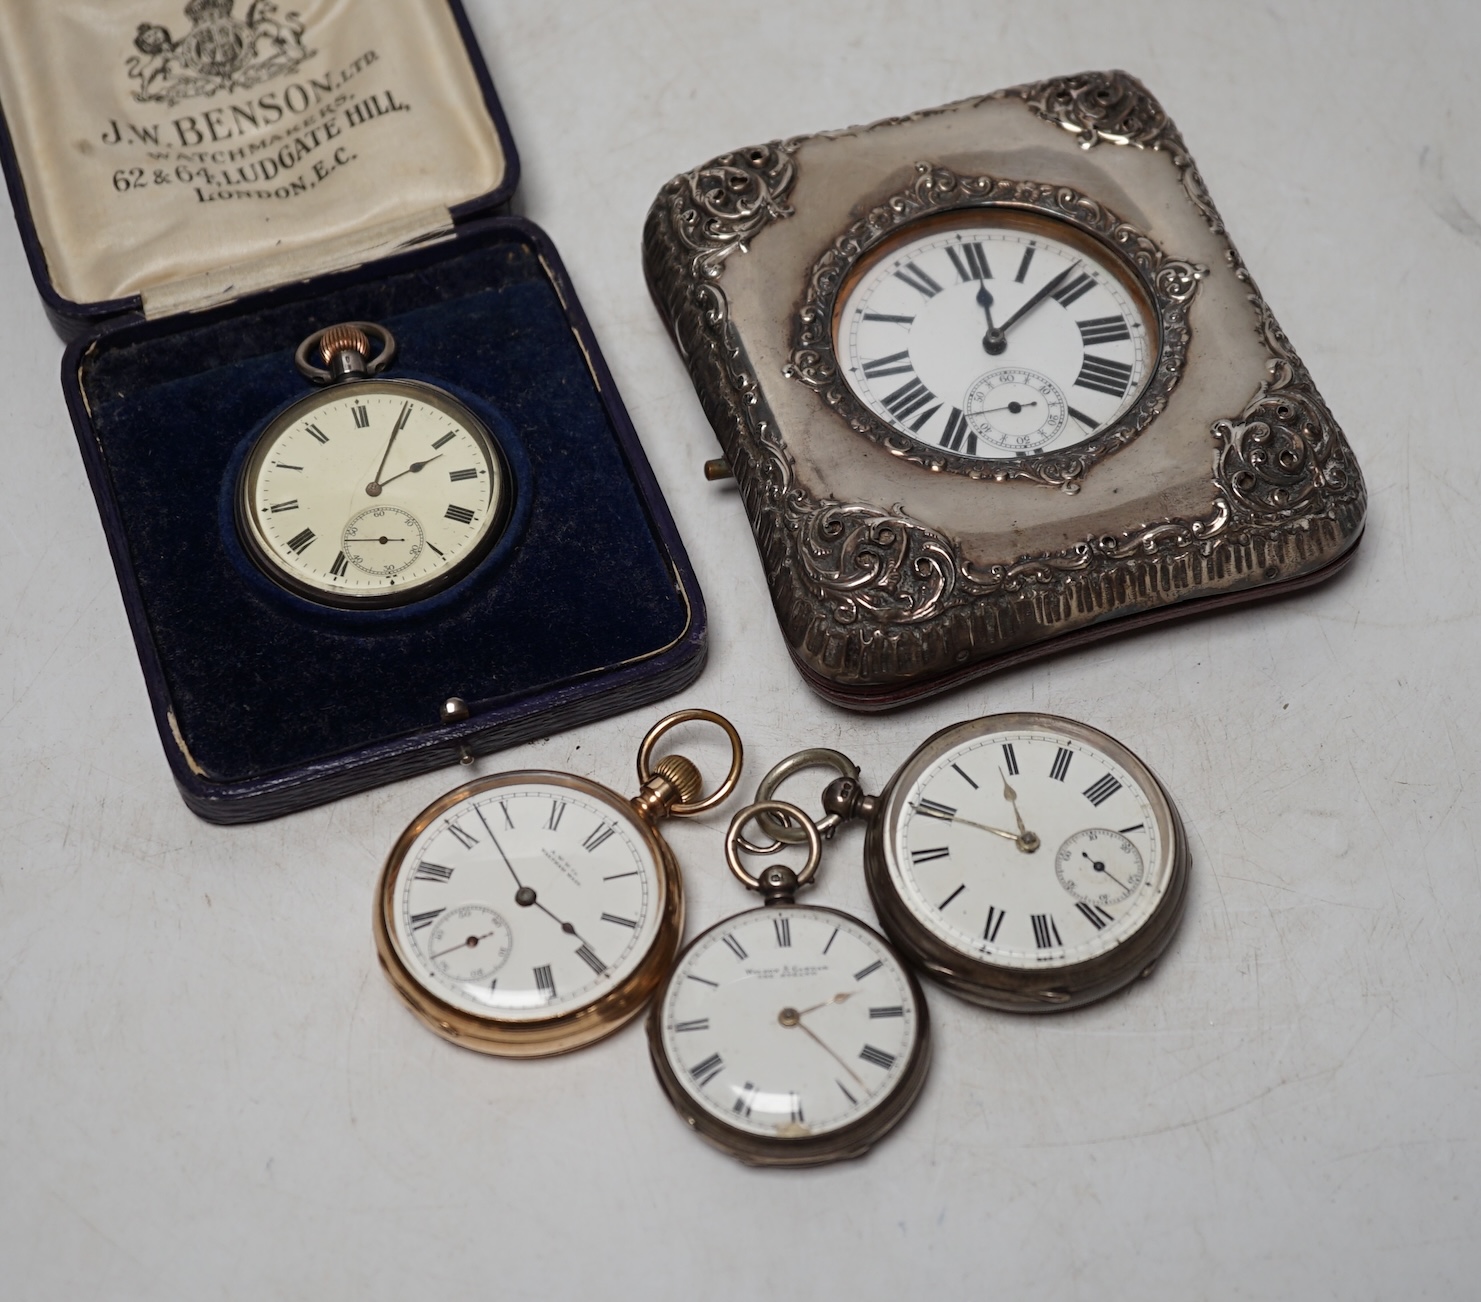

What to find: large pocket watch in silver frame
left=756, top=713, right=1188, bottom=1011
left=374, top=710, right=743, bottom=1058
left=237, top=322, right=513, bottom=608
left=648, top=801, right=930, bottom=1167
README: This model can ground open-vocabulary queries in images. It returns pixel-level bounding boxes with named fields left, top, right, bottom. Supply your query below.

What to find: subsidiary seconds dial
left=835, top=210, right=1157, bottom=466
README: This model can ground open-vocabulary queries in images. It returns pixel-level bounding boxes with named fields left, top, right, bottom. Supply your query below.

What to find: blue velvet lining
left=81, top=235, right=691, bottom=782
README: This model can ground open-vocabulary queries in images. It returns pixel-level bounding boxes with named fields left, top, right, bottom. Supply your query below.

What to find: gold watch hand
left=796, top=992, right=856, bottom=1018
left=915, top=802, right=1019, bottom=842
left=998, top=769, right=1041, bottom=853
left=780, top=1006, right=866, bottom=1087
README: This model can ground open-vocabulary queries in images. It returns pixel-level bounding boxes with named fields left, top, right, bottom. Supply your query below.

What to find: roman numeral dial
left=837, top=215, right=1155, bottom=468
left=240, top=375, right=509, bottom=608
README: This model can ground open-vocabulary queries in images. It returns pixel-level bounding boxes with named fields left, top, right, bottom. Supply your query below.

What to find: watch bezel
left=646, top=903, right=932, bottom=1167
left=790, top=172, right=1204, bottom=489
left=865, top=712, right=1189, bottom=1011
left=236, top=376, right=513, bottom=609
left=374, top=770, right=683, bottom=1058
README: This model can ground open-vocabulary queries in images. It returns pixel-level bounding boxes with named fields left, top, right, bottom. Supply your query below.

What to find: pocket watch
left=648, top=800, right=930, bottom=1167
left=237, top=322, right=513, bottom=607
left=374, top=709, right=743, bottom=1057
left=754, top=714, right=1189, bottom=1012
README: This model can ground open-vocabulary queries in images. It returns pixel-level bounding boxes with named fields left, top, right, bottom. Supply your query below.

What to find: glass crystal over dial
left=387, top=780, right=665, bottom=1022
left=239, top=376, right=508, bottom=606
left=835, top=210, right=1157, bottom=463
left=883, top=718, right=1175, bottom=970
left=657, top=906, right=922, bottom=1140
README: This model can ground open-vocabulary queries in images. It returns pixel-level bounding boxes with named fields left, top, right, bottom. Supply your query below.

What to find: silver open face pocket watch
left=648, top=801, right=931, bottom=1167
left=756, top=714, right=1189, bottom=1012
left=238, top=322, right=513, bottom=607
left=374, top=710, right=743, bottom=1058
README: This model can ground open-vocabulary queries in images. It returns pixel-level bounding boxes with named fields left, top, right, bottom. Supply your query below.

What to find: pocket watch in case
left=648, top=801, right=930, bottom=1167
left=237, top=322, right=513, bottom=608
left=374, top=710, right=743, bottom=1057
left=755, top=714, right=1188, bottom=1012
left=644, top=70, right=1366, bottom=708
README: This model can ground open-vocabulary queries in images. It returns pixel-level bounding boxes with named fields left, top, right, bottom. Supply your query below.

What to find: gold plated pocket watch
left=374, top=710, right=743, bottom=1057
left=649, top=801, right=930, bottom=1166
left=238, top=322, right=512, bottom=607
left=755, top=714, right=1189, bottom=1012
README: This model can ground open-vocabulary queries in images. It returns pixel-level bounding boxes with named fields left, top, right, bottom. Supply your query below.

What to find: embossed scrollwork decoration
left=786, top=164, right=1206, bottom=489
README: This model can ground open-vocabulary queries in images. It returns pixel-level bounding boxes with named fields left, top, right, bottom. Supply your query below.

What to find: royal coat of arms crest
left=127, top=0, right=313, bottom=106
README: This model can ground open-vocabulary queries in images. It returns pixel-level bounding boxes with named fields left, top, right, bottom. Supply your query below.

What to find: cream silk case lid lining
left=0, top=0, right=507, bottom=316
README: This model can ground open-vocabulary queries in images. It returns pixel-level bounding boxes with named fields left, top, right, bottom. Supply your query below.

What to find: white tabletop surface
left=2, top=1, right=1475, bottom=1297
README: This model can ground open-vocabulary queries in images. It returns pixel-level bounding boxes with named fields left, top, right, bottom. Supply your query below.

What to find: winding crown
left=318, top=324, right=371, bottom=366
left=654, top=755, right=703, bottom=805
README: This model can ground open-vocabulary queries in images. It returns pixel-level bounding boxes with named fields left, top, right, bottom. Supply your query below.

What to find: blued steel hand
left=980, top=401, right=1039, bottom=415
left=377, top=453, right=443, bottom=489
left=430, top=930, right=498, bottom=961
left=985, top=261, right=1081, bottom=348
left=1083, top=850, right=1128, bottom=892
left=366, top=401, right=413, bottom=494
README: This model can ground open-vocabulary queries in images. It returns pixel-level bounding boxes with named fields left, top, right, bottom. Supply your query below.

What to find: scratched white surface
left=1, top=1, right=1477, bottom=1297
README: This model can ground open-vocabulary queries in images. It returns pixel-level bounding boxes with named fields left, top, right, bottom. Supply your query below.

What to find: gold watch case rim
left=646, top=902, right=932, bottom=1167
left=864, top=712, right=1189, bottom=1012
left=237, top=376, right=513, bottom=610
left=375, top=769, right=683, bottom=1058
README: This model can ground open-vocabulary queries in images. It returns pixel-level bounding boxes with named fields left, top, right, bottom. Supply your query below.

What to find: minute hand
left=986, top=261, right=1080, bottom=346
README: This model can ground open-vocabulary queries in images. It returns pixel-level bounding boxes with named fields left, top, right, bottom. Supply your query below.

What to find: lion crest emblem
left=127, top=0, right=313, bottom=105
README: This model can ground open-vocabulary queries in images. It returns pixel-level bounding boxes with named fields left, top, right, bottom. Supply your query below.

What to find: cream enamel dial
left=654, top=906, right=926, bottom=1151
left=835, top=212, right=1156, bottom=463
left=867, top=713, right=1188, bottom=1010
left=239, top=378, right=508, bottom=606
left=380, top=776, right=669, bottom=1028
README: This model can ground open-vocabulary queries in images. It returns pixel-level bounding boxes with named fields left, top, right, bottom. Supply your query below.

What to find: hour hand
left=376, top=453, right=443, bottom=489
left=976, top=285, right=1006, bottom=356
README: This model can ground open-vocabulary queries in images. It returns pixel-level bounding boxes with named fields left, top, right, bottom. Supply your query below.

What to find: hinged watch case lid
left=644, top=71, right=1366, bottom=709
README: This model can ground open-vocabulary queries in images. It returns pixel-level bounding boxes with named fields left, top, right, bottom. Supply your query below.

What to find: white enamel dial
left=886, top=722, right=1172, bottom=970
left=657, top=907, right=921, bottom=1140
left=240, top=378, right=507, bottom=606
left=836, top=213, right=1155, bottom=461
left=387, top=780, right=664, bottom=1022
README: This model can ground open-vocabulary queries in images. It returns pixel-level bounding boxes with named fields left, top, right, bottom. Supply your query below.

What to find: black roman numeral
left=268, top=499, right=298, bottom=513
left=911, top=846, right=950, bottom=864
left=445, top=505, right=475, bottom=525
left=329, top=551, right=348, bottom=578
left=351, top=404, right=370, bottom=429
left=1051, top=272, right=1096, bottom=308
left=946, top=240, right=991, bottom=282
left=774, top=916, right=792, bottom=948
left=1002, top=743, right=1019, bottom=775
left=722, top=933, right=747, bottom=960
left=449, top=468, right=478, bottom=482
left=788, top=1092, right=804, bottom=1124
left=861, top=350, right=914, bottom=379
left=1014, top=245, right=1036, bottom=283
left=939, top=884, right=966, bottom=910
left=1076, top=901, right=1116, bottom=930
left=1075, top=354, right=1134, bottom=399
left=1083, top=774, right=1123, bottom=806
left=432, top=431, right=456, bottom=449
left=409, top=908, right=443, bottom=931
left=498, top=801, right=515, bottom=828
left=273, top=463, right=302, bottom=471
left=951, top=763, right=978, bottom=789
left=1050, top=747, right=1073, bottom=781
left=983, top=906, right=1006, bottom=942
left=674, top=1018, right=709, bottom=1032
left=881, top=377, right=940, bottom=427
left=690, top=1053, right=724, bottom=1086
left=285, top=527, right=315, bottom=554
left=534, top=964, right=556, bottom=998
left=854, top=960, right=883, bottom=981
left=546, top=800, right=566, bottom=831
left=686, top=973, right=718, bottom=988
left=862, top=311, right=914, bottom=325
left=446, top=822, right=477, bottom=849
left=859, top=1044, right=897, bottom=1070
left=575, top=944, right=606, bottom=975
left=1118, top=823, right=1145, bottom=835
left=1067, top=406, right=1099, bottom=432
left=916, top=797, right=957, bottom=821
left=1078, top=315, right=1131, bottom=346
left=582, top=823, right=615, bottom=852
left=305, top=423, right=328, bottom=444
left=939, top=406, right=976, bottom=454
left=425, top=541, right=445, bottom=557
left=601, top=912, right=637, bottom=928
left=837, top=1079, right=858, bottom=1104
left=870, top=1005, right=905, bottom=1018
left=893, top=260, right=942, bottom=297
left=413, top=862, right=454, bottom=883
left=823, top=927, right=839, bottom=954
left=733, top=1082, right=756, bottom=1117
left=1032, top=913, right=1062, bottom=948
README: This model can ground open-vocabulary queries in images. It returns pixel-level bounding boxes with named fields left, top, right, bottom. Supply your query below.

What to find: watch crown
left=654, top=755, right=703, bottom=806
left=318, top=324, right=371, bottom=366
